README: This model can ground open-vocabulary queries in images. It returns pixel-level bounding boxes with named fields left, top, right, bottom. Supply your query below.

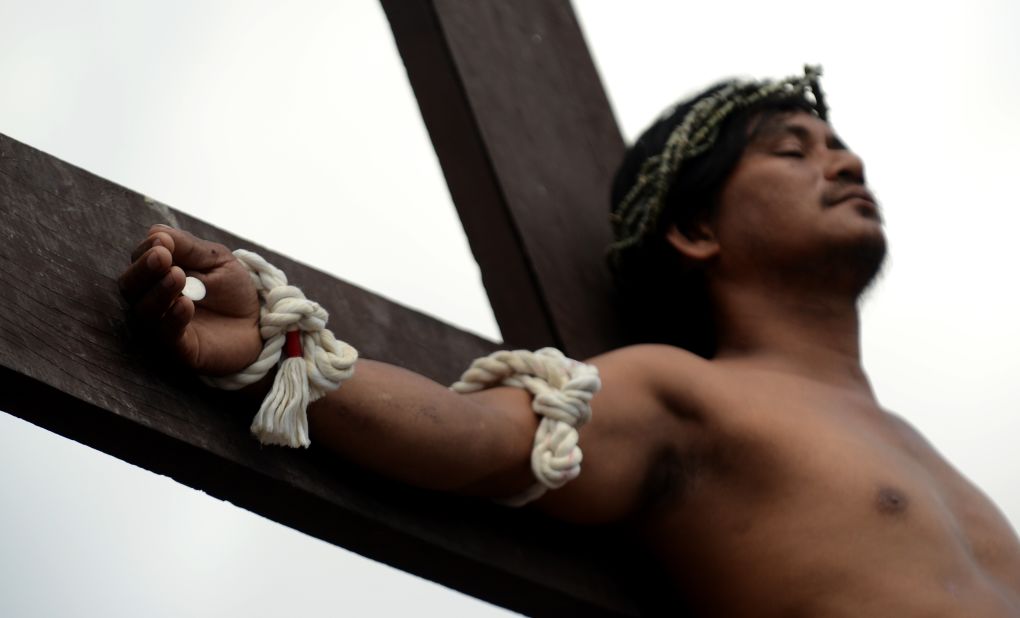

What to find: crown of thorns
left=608, top=65, right=828, bottom=267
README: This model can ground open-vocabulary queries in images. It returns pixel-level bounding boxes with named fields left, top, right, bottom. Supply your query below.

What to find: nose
left=825, top=148, right=866, bottom=184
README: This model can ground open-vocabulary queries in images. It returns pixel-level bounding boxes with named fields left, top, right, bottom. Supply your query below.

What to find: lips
left=828, top=187, right=877, bottom=206
left=826, top=187, right=881, bottom=221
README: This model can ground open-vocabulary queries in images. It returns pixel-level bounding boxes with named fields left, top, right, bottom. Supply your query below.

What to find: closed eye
left=775, top=150, right=804, bottom=158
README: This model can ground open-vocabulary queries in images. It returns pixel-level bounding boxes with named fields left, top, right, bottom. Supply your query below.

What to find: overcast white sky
left=1, top=1, right=1017, bottom=616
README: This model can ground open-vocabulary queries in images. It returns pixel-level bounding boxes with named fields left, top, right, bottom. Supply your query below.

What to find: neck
left=710, top=278, right=874, bottom=396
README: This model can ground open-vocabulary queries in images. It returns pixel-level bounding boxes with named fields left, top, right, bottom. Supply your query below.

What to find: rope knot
left=260, top=286, right=328, bottom=338
left=451, top=347, right=601, bottom=506
left=201, top=250, right=358, bottom=448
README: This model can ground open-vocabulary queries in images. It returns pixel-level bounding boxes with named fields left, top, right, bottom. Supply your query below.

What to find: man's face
left=710, top=111, right=886, bottom=292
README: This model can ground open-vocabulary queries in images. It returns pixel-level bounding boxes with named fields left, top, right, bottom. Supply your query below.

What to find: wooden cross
left=0, top=2, right=672, bottom=615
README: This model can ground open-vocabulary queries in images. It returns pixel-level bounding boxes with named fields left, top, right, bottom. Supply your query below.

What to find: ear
left=664, top=222, right=719, bottom=263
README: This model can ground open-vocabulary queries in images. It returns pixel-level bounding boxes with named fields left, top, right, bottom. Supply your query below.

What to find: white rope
left=451, top=347, right=601, bottom=506
left=200, top=249, right=358, bottom=447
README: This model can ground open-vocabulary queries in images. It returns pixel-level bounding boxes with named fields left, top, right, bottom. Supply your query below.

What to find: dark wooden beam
left=0, top=132, right=668, bottom=616
left=382, top=0, right=627, bottom=359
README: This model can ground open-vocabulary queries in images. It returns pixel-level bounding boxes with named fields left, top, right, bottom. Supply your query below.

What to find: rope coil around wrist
left=451, top=347, right=601, bottom=506
left=201, top=249, right=358, bottom=447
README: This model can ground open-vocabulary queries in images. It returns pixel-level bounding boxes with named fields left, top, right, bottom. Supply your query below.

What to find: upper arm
left=529, top=345, right=708, bottom=524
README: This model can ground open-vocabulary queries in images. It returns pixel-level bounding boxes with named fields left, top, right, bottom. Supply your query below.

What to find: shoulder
left=586, top=344, right=719, bottom=415
left=586, top=343, right=712, bottom=384
left=531, top=345, right=716, bottom=523
left=587, top=342, right=706, bottom=365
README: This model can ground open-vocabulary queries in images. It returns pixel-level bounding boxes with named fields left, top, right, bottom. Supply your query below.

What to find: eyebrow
left=754, top=119, right=848, bottom=150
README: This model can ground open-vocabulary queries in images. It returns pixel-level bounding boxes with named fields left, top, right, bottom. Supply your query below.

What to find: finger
left=132, top=265, right=185, bottom=325
left=158, top=295, right=193, bottom=352
left=160, top=296, right=203, bottom=370
left=147, top=225, right=234, bottom=271
left=130, top=228, right=176, bottom=263
left=119, top=244, right=174, bottom=303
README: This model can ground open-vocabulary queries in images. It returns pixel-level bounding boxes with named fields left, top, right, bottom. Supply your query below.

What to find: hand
left=119, top=224, right=262, bottom=376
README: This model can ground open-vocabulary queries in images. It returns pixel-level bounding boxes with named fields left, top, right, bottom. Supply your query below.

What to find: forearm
left=305, top=359, right=537, bottom=495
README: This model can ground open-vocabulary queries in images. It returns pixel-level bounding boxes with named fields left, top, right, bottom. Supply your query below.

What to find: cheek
left=717, top=163, right=821, bottom=233
left=716, top=171, right=796, bottom=242
left=712, top=164, right=827, bottom=265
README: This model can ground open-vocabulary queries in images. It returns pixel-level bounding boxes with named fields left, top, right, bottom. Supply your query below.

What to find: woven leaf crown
left=608, top=65, right=828, bottom=268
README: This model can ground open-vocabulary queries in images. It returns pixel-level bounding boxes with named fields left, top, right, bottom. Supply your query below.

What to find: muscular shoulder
left=588, top=343, right=711, bottom=384
left=590, top=344, right=718, bottom=417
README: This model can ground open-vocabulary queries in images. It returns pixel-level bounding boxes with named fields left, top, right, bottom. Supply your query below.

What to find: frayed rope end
left=250, top=350, right=311, bottom=448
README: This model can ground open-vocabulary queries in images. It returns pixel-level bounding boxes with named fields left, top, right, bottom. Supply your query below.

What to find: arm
left=307, top=343, right=698, bottom=524
left=118, top=225, right=542, bottom=493
left=306, top=359, right=539, bottom=495
left=530, top=345, right=698, bottom=524
left=120, top=226, right=685, bottom=521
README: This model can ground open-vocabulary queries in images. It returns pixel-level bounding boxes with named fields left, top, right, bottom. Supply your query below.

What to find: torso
left=636, top=355, right=1020, bottom=617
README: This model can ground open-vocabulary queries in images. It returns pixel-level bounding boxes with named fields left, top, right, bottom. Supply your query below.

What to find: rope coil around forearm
left=451, top=347, right=601, bottom=506
left=201, top=249, right=358, bottom=447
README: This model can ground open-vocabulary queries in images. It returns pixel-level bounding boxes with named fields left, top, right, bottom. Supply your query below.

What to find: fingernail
left=162, top=271, right=176, bottom=289
left=147, top=250, right=161, bottom=269
left=152, top=237, right=163, bottom=248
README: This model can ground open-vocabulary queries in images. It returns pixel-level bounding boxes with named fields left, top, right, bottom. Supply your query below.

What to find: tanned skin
left=119, top=111, right=1020, bottom=616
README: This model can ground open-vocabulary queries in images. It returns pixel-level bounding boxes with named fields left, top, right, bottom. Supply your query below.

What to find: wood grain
left=0, top=131, right=659, bottom=616
left=382, top=0, right=628, bottom=359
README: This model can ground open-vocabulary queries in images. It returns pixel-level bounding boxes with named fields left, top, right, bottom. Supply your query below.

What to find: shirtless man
left=118, top=68, right=1020, bottom=616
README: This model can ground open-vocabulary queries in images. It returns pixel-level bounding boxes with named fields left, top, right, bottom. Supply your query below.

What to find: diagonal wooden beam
left=382, top=0, right=627, bottom=359
left=0, top=132, right=669, bottom=617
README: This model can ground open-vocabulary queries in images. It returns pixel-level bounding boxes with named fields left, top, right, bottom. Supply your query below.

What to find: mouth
left=827, top=189, right=882, bottom=221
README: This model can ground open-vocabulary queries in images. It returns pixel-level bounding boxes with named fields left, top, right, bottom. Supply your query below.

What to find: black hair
left=610, top=84, right=820, bottom=357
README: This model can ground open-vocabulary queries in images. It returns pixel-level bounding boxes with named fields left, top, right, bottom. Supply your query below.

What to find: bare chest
left=646, top=384, right=1020, bottom=613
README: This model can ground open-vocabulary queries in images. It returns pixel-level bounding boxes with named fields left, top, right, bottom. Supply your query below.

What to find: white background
left=1, top=1, right=1017, bottom=616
